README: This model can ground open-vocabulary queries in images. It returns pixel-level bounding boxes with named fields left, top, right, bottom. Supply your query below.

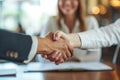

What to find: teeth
left=65, top=7, right=72, bottom=9
left=65, top=8, right=72, bottom=10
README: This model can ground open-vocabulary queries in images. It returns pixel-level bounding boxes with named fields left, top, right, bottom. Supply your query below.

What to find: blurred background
left=0, top=0, right=120, bottom=63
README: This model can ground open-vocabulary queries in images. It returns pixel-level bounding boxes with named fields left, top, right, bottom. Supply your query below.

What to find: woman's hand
left=53, top=31, right=81, bottom=48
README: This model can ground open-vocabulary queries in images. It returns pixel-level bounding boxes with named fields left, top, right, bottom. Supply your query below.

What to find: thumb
left=53, top=31, right=66, bottom=41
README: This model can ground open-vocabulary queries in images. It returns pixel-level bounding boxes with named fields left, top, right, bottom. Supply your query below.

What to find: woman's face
left=58, top=0, right=79, bottom=16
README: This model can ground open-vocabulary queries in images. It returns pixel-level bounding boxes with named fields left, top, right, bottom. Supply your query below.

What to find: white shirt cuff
left=78, top=32, right=87, bottom=48
left=78, top=32, right=93, bottom=49
left=24, top=36, right=38, bottom=63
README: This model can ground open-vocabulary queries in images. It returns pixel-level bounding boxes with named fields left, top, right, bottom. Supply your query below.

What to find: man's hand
left=37, top=32, right=73, bottom=63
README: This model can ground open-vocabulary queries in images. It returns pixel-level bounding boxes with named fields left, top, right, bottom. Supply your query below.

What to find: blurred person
left=40, top=0, right=101, bottom=62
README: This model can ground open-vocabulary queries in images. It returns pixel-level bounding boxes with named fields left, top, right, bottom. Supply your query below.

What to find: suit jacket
left=0, top=29, right=32, bottom=63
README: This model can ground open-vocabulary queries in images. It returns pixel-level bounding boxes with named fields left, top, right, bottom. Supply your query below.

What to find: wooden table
left=0, top=62, right=120, bottom=80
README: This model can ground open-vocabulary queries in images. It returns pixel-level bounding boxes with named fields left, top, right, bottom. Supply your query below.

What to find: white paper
left=0, top=69, right=16, bottom=76
left=27, top=62, right=112, bottom=71
left=0, top=63, right=17, bottom=76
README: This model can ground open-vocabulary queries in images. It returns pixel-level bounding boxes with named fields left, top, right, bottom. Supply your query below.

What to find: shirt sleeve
left=24, top=36, right=38, bottom=63
left=79, top=49, right=101, bottom=62
left=78, top=19, right=120, bottom=49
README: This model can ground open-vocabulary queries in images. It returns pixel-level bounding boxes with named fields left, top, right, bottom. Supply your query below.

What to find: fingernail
left=53, top=34, right=56, bottom=40
left=55, top=62, right=58, bottom=65
left=52, top=52, right=58, bottom=58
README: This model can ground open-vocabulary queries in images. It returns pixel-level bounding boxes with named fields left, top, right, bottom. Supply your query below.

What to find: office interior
left=0, top=0, right=120, bottom=63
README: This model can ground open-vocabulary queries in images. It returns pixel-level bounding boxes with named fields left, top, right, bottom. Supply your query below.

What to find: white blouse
left=40, top=16, right=101, bottom=62
left=79, top=19, right=120, bottom=48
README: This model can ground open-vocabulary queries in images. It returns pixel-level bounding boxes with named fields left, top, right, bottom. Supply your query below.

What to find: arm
left=54, top=19, right=120, bottom=48
left=79, top=19, right=120, bottom=48
left=0, top=29, right=36, bottom=63
left=0, top=29, right=73, bottom=63
left=78, top=16, right=101, bottom=62
left=50, top=19, right=120, bottom=64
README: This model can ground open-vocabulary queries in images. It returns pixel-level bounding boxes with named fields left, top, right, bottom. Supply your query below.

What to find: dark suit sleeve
left=0, top=29, right=32, bottom=63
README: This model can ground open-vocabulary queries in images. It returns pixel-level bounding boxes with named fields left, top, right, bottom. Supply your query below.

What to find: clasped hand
left=40, top=31, right=73, bottom=65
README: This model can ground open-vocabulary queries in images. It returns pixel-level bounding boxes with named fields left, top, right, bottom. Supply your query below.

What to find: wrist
left=67, top=33, right=81, bottom=48
left=36, top=37, right=47, bottom=54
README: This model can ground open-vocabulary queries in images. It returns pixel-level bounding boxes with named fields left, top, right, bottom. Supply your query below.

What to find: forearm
left=66, top=33, right=81, bottom=48
left=36, top=37, right=48, bottom=54
left=78, top=19, right=120, bottom=49
left=24, top=36, right=52, bottom=63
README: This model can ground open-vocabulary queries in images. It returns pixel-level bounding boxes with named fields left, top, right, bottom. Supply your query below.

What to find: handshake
left=37, top=31, right=81, bottom=65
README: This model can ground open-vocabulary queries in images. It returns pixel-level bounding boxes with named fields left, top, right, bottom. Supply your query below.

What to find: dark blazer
left=0, top=29, right=32, bottom=63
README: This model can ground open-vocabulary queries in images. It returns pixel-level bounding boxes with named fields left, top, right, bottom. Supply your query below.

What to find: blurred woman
left=40, top=0, right=101, bottom=62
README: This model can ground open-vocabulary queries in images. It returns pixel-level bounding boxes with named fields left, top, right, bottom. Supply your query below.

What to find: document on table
left=0, top=63, right=17, bottom=76
left=26, top=62, right=112, bottom=72
left=0, top=69, right=16, bottom=76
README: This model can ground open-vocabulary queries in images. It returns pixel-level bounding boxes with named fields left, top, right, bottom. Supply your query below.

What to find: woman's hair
left=57, top=0, right=87, bottom=32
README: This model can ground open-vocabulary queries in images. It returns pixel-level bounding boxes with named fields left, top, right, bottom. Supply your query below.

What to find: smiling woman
left=57, top=0, right=86, bottom=32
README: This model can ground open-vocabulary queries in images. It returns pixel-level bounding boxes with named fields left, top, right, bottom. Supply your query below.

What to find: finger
left=41, top=52, right=56, bottom=61
left=48, top=51, right=59, bottom=61
left=55, top=61, right=60, bottom=65
left=60, top=58, right=64, bottom=63
left=62, top=52, right=68, bottom=61
left=62, top=44, right=72, bottom=59
left=41, top=54, right=48, bottom=59
left=67, top=42, right=74, bottom=57
left=55, top=52, right=62, bottom=61
left=45, top=32, right=54, bottom=40
left=55, top=58, right=64, bottom=65
left=66, top=47, right=72, bottom=58
left=53, top=31, right=61, bottom=41
left=50, top=53, right=62, bottom=64
left=49, top=51, right=59, bottom=59
left=53, top=31, right=64, bottom=40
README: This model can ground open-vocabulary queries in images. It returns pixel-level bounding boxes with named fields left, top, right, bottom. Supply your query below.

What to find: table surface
left=0, top=62, right=120, bottom=80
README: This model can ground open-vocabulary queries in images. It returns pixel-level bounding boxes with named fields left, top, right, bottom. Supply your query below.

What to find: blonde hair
left=57, top=0, right=87, bottom=32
